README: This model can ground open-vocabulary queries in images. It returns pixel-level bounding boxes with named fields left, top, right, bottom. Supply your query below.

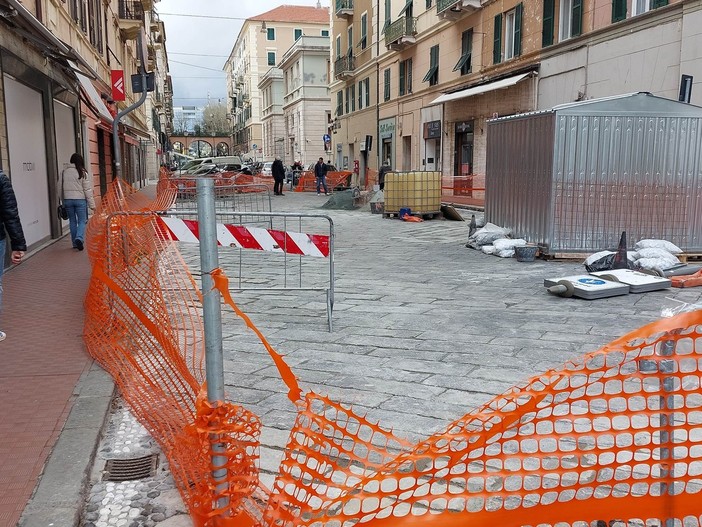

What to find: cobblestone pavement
left=83, top=190, right=702, bottom=524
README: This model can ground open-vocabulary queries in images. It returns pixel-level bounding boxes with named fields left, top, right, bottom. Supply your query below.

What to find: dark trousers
left=273, top=178, right=284, bottom=195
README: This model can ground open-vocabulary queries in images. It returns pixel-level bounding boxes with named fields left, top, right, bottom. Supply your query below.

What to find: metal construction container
left=486, top=93, right=702, bottom=255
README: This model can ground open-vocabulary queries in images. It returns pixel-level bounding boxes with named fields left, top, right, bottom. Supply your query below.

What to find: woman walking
left=61, top=153, right=95, bottom=251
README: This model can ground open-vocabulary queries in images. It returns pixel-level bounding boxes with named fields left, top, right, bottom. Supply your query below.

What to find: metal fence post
left=196, top=178, right=228, bottom=512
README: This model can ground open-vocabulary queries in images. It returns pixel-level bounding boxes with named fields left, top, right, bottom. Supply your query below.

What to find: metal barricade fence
left=172, top=183, right=273, bottom=227
left=158, top=210, right=335, bottom=331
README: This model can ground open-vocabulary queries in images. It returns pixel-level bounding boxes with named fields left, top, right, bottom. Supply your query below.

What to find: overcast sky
left=157, top=0, right=330, bottom=108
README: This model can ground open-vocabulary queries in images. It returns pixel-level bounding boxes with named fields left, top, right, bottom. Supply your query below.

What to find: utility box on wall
left=486, top=92, right=702, bottom=255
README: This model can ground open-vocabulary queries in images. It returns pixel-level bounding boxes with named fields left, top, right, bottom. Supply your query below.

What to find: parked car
left=261, top=162, right=273, bottom=177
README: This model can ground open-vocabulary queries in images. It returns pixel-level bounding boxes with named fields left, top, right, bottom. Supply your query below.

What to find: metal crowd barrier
left=172, top=182, right=273, bottom=226
left=161, top=210, right=335, bottom=331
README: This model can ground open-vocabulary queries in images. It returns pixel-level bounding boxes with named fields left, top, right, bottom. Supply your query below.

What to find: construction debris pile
left=584, top=238, right=683, bottom=274
left=465, top=222, right=530, bottom=258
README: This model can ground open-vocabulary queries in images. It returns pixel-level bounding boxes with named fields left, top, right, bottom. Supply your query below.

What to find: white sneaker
left=0, top=331, right=6, bottom=341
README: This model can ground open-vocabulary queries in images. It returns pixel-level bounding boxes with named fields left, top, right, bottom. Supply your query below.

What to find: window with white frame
left=504, top=9, right=516, bottom=60
left=632, top=0, right=650, bottom=14
left=560, top=0, right=573, bottom=40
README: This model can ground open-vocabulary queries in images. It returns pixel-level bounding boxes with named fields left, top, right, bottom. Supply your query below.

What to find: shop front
left=378, top=117, right=395, bottom=169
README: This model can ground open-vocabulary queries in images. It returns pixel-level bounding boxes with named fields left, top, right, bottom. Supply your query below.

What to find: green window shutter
left=407, top=58, right=413, bottom=93
left=384, top=69, right=390, bottom=101
left=571, top=0, right=583, bottom=37
left=399, top=60, right=406, bottom=96
left=365, top=78, right=370, bottom=107
left=612, top=0, right=627, bottom=22
left=542, top=0, right=554, bottom=46
left=493, top=13, right=502, bottom=64
left=652, top=0, right=668, bottom=8
left=514, top=3, right=523, bottom=57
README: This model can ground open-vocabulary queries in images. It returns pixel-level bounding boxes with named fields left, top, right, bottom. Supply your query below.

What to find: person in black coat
left=314, top=157, right=329, bottom=195
left=0, top=170, right=26, bottom=341
left=271, top=157, right=286, bottom=196
left=378, top=162, right=391, bottom=191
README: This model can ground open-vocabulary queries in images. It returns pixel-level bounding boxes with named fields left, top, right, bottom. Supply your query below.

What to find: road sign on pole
left=111, top=70, right=125, bottom=101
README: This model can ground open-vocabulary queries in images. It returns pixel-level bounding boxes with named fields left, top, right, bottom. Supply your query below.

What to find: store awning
left=71, top=61, right=114, bottom=124
left=430, top=71, right=535, bottom=105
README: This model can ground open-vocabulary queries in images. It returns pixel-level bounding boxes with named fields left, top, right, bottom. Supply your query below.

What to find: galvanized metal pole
left=196, top=177, right=228, bottom=511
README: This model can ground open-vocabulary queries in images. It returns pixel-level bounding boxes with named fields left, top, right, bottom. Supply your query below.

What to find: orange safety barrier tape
left=85, top=178, right=702, bottom=527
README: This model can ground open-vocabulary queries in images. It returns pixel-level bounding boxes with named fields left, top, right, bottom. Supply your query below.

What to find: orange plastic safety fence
left=85, top=178, right=702, bottom=527
left=294, top=171, right=353, bottom=192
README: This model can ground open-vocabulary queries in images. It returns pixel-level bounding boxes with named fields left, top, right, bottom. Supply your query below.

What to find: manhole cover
left=103, top=454, right=158, bottom=482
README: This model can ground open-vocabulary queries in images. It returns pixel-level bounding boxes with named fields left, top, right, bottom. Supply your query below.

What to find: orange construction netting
left=294, top=171, right=353, bottom=193
left=85, top=178, right=702, bottom=526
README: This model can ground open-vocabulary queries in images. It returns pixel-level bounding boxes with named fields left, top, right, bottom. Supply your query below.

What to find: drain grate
left=103, top=454, right=159, bottom=482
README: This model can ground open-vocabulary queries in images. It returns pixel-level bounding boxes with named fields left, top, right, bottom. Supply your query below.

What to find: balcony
left=437, top=0, right=481, bottom=19
left=334, top=55, right=356, bottom=79
left=335, top=0, right=353, bottom=18
left=384, top=17, right=417, bottom=51
left=118, top=0, right=144, bottom=40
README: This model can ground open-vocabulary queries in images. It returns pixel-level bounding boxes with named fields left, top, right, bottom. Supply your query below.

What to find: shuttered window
left=571, top=0, right=582, bottom=37
left=493, top=13, right=502, bottom=64
left=384, top=68, right=391, bottom=101
left=612, top=0, right=627, bottom=22
left=542, top=0, right=555, bottom=46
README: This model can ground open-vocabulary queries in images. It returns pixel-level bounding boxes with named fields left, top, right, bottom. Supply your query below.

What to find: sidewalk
left=0, top=234, right=113, bottom=527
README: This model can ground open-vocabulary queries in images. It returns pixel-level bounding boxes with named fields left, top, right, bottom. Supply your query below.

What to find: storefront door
left=4, top=75, right=51, bottom=246
left=454, top=120, right=474, bottom=195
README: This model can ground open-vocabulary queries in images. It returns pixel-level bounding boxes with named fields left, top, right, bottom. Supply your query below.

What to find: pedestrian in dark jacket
left=272, top=157, right=286, bottom=195
left=378, top=162, right=391, bottom=191
left=0, top=170, right=27, bottom=341
left=314, top=157, right=329, bottom=196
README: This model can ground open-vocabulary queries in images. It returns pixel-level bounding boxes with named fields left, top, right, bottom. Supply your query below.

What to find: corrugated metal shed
left=486, top=92, right=702, bottom=255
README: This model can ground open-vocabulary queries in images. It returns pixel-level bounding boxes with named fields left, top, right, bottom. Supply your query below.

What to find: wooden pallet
left=678, top=253, right=702, bottom=263
left=383, top=210, right=442, bottom=220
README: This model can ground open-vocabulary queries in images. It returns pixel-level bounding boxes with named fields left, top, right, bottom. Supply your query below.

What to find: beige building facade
left=259, top=68, right=285, bottom=161
left=224, top=5, right=330, bottom=160
left=280, top=35, right=332, bottom=166
left=0, top=0, right=169, bottom=252
left=332, top=0, right=700, bottom=189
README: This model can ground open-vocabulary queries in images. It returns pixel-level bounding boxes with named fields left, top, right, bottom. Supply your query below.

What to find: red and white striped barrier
left=155, top=216, right=330, bottom=258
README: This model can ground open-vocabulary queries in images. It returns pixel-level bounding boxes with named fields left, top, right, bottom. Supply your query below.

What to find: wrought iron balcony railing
left=384, top=17, right=417, bottom=48
left=118, top=0, right=144, bottom=20
left=335, top=0, right=353, bottom=16
left=334, top=55, right=356, bottom=78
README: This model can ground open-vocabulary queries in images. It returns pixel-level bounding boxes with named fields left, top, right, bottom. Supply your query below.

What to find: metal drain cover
left=103, top=454, right=158, bottom=482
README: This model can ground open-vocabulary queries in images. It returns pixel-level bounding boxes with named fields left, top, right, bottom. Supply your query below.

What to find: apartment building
left=0, top=0, right=168, bottom=252
left=224, top=4, right=330, bottom=160
left=330, top=0, right=378, bottom=174
left=332, top=0, right=702, bottom=186
left=259, top=67, right=286, bottom=160
left=278, top=35, right=332, bottom=166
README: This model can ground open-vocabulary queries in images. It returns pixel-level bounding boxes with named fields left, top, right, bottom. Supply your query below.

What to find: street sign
left=111, top=70, right=125, bottom=101
left=323, top=134, right=331, bottom=142
left=252, top=144, right=258, bottom=149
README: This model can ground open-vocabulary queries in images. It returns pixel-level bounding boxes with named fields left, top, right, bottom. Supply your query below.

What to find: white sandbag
left=496, top=249, right=516, bottom=258
left=469, top=223, right=511, bottom=246
left=493, top=238, right=527, bottom=251
left=635, top=254, right=680, bottom=271
left=584, top=250, right=615, bottom=266
left=634, top=247, right=678, bottom=260
left=634, top=239, right=682, bottom=254
left=481, top=245, right=496, bottom=255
